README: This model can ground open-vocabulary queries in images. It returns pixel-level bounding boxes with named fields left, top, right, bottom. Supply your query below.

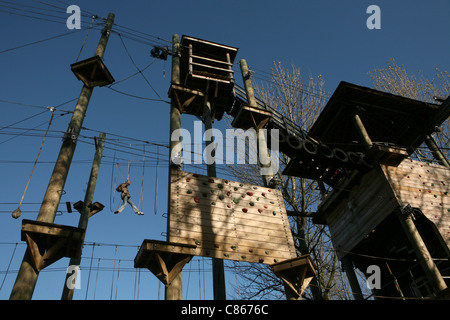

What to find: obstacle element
left=168, top=35, right=238, bottom=121
left=72, top=200, right=105, bottom=218
left=168, top=169, right=297, bottom=264
left=134, top=239, right=196, bottom=287
left=21, top=219, right=84, bottom=272
left=71, top=55, right=115, bottom=88
left=271, top=255, right=317, bottom=299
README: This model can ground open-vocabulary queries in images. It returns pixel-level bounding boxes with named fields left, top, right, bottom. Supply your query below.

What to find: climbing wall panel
left=382, top=159, right=450, bottom=247
left=168, top=169, right=296, bottom=264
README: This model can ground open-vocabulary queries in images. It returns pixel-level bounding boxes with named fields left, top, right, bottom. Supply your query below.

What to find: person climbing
left=114, top=178, right=144, bottom=215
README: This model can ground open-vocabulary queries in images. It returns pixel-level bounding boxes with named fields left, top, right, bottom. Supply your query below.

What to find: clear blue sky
left=0, top=0, right=449, bottom=300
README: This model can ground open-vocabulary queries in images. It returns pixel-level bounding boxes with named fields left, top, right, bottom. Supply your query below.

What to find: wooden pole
left=203, top=99, right=227, bottom=300
left=352, top=113, right=373, bottom=152
left=61, top=133, right=105, bottom=300
left=396, top=206, right=447, bottom=295
left=165, top=34, right=183, bottom=300
left=9, top=13, right=115, bottom=300
left=239, top=59, right=274, bottom=187
left=424, top=134, right=450, bottom=167
left=341, top=256, right=364, bottom=300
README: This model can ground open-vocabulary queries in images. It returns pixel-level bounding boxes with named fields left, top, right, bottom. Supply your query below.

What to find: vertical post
left=204, top=100, right=227, bottom=300
left=341, top=256, right=364, bottom=300
left=9, top=13, right=115, bottom=300
left=165, top=34, right=183, bottom=301
left=424, top=134, right=450, bottom=167
left=396, top=206, right=447, bottom=295
left=61, top=133, right=105, bottom=300
left=239, top=59, right=274, bottom=186
left=352, top=113, right=373, bottom=152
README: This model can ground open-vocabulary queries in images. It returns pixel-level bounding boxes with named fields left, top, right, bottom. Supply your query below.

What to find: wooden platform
left=270, top=255, right=317, bottom=299
left=21, top=219, right=85, bottom=272
left=231, top=105, right=272, bottom=130
left=71, top=55, right=114, bottom=88
left=134, top=239, right=196, bottom=287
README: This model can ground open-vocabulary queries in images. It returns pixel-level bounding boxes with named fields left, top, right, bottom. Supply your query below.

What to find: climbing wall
left=168, top=169, right=296, bottom=264
left=382, top=159, right=450, bottom=247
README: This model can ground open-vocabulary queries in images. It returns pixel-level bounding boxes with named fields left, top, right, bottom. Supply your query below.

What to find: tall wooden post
left=424, top=134, right=450, bottom=167
left=341, top=256, right=364, bottom=300
left=239, top=59, right=274, bottom=186
left=396, top=206, right=447, bottom=295
left=165, top=34, right=183, bottom=300
left=61, top=133, right=106, bottom=300
left=352, top=113, right=373, bottom=152
left=9, top=13, right=115, bottom=300
left=203, top=100, right=227, bottom=300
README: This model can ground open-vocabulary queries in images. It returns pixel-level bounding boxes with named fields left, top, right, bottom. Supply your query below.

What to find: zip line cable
left=12, top=108, right=55, bottom=219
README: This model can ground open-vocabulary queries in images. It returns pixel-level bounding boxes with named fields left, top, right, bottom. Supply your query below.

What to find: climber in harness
left=114, top=178, right=144, bottom=215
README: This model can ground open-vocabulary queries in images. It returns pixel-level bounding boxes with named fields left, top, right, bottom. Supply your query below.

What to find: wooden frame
left=21, top=219, right=85, bottom=272
left=271, top=255, right=317, bottom=299
left=70, top=55, right=115, bottom=88
left=134, top=239, right=196, bottom=286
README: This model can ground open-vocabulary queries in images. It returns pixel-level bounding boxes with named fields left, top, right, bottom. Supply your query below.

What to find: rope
left=84, top=242, right=96, bottom=300
left=75, top=15, right=96, bottom=62
left=110, top=245, right=118, bottom=300
left=12, top=109, right=55, bottom=219
left=154, top=146, right=159, bottom=215
left=0, top=242, right=17, bottom=291
left=138, top=145, right=145, bottom=212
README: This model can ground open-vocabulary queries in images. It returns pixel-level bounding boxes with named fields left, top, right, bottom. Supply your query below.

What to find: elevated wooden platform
left=134, top=239, right=196, bottom=287
left=21, top=219, right=85, bottom=272
left=270, top=255, right=317, bottom=299
left=72, top=200, right=105, bottom=218
left=231, top=104, right=272, bottom=130
left=71, top=55, right=114, bottom=88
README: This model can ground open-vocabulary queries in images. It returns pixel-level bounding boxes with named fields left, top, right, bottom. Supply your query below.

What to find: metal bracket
left=64, top=128, right=78, bottom=144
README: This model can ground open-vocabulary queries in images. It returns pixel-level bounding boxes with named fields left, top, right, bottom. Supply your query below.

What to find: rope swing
left=12, top=108, right=55, bottom=219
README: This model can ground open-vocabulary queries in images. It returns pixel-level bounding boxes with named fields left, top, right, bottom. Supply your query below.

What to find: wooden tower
left=286, top=82, right=450, bottom=299
left=135, top=35, right=316, bottom=300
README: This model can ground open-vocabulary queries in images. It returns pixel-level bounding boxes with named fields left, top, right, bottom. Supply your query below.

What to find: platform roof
left=308, top=81, right=449, bottom=154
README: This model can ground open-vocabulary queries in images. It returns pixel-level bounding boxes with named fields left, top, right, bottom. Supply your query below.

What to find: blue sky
left=0, top=0, right=449, bottom=300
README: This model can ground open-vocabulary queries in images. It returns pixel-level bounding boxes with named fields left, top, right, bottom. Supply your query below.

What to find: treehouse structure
left=288, top=82, right=450, bottom=299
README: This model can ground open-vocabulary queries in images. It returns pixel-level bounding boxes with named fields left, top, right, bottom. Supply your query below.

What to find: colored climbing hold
left=258, top=258, right=264, bottom=263
left=261, top=192, right=266, bottom=197
left=253, top=187, right=258, bottom=190
left=258, top=209, right=263, bottom=213
left=248, top=249, right=253, bottom=253
left=256, top=197, right=260, bottom=201
left=211, top=202, right=216, bottom=205
left=224, top=253, right=229, bottom=258
left=270, top=201, right=275, bottom=204
left=272, top=211, right=276, bottom=216
left=264, top=205, right=268, bottom=209
left=187, top=190, right=192, bottom=194
left=227, top=191, right=231, bottom=197
left=234, top=187, right=238, bottom=191
left=227, top=204, right=231, bottom=208
left=218, top=184, right=224, bottom=189
left=224, top=180, right=229, bottom=184
left=273, top=259, right=279, bottom=263
left=208, top=178, right=215, bottom=183
left=241, top=255, right=247, bottom=259
left=249, top=201, right=255, bottom=206
left=194, top=197, right=200, bottom=203
left=195, top=239, right=202, bottom=245
left=242, top=208, right=248, bottom=213
left=247, top=191, right=253, bottom=196
left=233, top=198, right=240, bottom=204
left=239, top=183, right=243, bottom=187
left=186, top=177, right=191, bottom=182
left=219, top=195, right=224, bottom=200
left=265, top=251, right=270, bottom=255
left=231, top=245, right=237, bottom=250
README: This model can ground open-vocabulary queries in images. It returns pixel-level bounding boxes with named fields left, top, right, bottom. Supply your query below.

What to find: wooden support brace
left=134, top=239, right=196, bottom=287
left=21, top=220, right=84, bottom=272
left=270, top=255, right=317, bottom=299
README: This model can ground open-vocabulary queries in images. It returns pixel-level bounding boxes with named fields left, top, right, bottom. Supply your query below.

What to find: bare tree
left=226, top=62, right=351, bottom=300
left=368, top=58, right=450, bottom=160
